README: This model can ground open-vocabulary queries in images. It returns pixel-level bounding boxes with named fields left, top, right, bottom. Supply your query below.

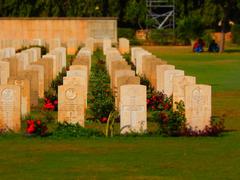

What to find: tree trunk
left=184, top=0, right=189, bottom=16
left=220, top=30, right=225, bottom=53
left=220, top=16, right=227, bottom=53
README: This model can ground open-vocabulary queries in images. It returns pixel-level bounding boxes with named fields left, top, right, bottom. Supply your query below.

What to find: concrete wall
left=0, top=17, right=117, bottom=45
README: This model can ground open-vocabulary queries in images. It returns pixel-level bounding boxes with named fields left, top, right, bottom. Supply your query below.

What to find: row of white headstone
left=58, top=46, right=92, bottom=127
left=0, top=38, right=79, bottom=55
left=104, top=38, right=147, bottom=134
left=131, top=47, right=212, bottom=130
left=0, top=44, right=67, bottom=132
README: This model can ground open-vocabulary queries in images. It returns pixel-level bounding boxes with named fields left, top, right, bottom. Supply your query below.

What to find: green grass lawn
left=1, top=45, right=240, bottom=179
left=0, top=133, right=240, bottom=179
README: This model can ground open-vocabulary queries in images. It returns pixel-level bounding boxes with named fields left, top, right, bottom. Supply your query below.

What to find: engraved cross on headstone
left=192, top=88, right=203, bottom=116
left=123, top=96, right=144, bottom=128
left=66, top=111, right=74, bottom=123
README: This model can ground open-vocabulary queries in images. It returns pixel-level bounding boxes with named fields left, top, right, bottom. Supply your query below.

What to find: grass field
left=1, top=45, right=240, bottom=179
left=0, top=133, right=240, bottom=179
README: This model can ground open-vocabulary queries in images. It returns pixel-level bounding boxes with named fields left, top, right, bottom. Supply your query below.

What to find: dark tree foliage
left=0, top=0, right=240, bottom=30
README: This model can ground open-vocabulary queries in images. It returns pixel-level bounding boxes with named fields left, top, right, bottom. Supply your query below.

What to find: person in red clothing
left=193, top=38, right=205, bottom=52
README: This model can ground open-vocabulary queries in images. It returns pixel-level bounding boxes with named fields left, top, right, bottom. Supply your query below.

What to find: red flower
left=27, top=120, right=34, bottom=125
left=45, top=98, right=51, bottom=103
left=100, top=117, right=108, bottom=123
left=152, top=96, right=156, bottom=101
left=53, top=100, right=58, bottom=105
left=147, top=99, right=150, bottom=105
left=36, top=120, right=41, bottom=125
left=151, top=106, right=156, bottom=110
left=164, top=104, right=169, bottom=110
left=27, top=124, right=35, bottom=134
left=44, top=102, right=55, bottom=110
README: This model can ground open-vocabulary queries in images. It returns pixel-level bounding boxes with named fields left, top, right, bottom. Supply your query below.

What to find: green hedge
left=149, top=29, right=175, bottom=45
left=118, top=28, right=135, bottom=39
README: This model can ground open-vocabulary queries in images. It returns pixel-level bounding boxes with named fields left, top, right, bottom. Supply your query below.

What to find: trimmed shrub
left=149, top=29, right=175, bottom=45
left=118, top=28, right=135, bottom=39
left=87, top=49, right=115, bottom=121
left=176, top=16, right=205, bottom=45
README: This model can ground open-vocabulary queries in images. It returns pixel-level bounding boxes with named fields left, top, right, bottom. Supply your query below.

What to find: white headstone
left=120, top=85, right=147, bottom=134
left=185, top=85, right=211, bottom=131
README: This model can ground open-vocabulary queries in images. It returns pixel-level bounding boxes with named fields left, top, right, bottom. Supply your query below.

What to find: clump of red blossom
left=147, top=92, right=172, bottom=111
left=100, top=117, right=108, bottom=123
left=43, top=98, right=58, bottom=111
left=26, top=120, right=48, bottom=137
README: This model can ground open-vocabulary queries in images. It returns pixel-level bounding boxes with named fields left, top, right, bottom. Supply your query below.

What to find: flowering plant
left=147, top=92, right=172, bottom=111
left=87, top=49, right=115, bottom=121
left=157, top=101, right=186, bottom=136
left=184, top=116, right=225, bottom=136
left=44, top=98, right=58, bottom=111
left=100, top=117, right=108, bottom=123
left=0, top=128, right=9, bottom=135
left=26, top=119, right=48, bottom=137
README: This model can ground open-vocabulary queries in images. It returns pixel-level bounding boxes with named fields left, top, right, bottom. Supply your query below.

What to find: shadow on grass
left=224, top=49, right=240, bottom=53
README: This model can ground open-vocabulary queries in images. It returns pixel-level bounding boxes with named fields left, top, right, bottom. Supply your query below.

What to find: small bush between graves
left=155, top=101, right=186, bottom=136
left=139, top=75, right=224, bottom=137
left=25, top=119, right=49, bottom=137
left=150, top=95, right=225, bottom=137
left=0, top=128, right=10, bottom=135
left=122, top=53, right=136, bottom=71
left=43, top=68, right=66, bottom=112
left=52, top=122, right=104, bottom=138
left=147, top=91, right=172, bottom=112
left=139, top=75, right=154, bottom=97
left=184, top=116, right=225, bottom=137
left=87, top=49, right=115, bottom=122
left=50, top=68, right=67, bottom=94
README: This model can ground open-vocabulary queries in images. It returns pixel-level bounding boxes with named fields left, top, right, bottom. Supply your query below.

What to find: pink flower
left=147, top=99, right=150, bottom=104
left=36, top=120, right=41, bottom=125
left=53, top=100, right=58, bottom=105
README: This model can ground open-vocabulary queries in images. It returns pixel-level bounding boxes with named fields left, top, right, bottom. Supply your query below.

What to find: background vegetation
left=0, top=0, right=239, bottom=30
left=1, top=0, right=240, bottom=46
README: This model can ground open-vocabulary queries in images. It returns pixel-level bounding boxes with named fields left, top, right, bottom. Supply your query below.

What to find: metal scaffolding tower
left=146, top=0, right=175, bottom=29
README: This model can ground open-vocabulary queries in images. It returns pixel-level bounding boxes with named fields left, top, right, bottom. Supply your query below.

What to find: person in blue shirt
left=208, top=40, right=219, bottom=52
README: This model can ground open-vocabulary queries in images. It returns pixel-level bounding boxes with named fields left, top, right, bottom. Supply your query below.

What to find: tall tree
left=124, top=0, right=147, bottom=29
left=211, top=0, right=238, bottom=52
left=107, top=0, right=120, bottom=17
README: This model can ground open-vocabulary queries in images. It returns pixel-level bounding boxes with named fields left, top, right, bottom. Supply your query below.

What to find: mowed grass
left=1, top=46, right=240, bottom=179
left=0, top=133, right=240, bottom=179
left=144, top=45, right=240, bottom=131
